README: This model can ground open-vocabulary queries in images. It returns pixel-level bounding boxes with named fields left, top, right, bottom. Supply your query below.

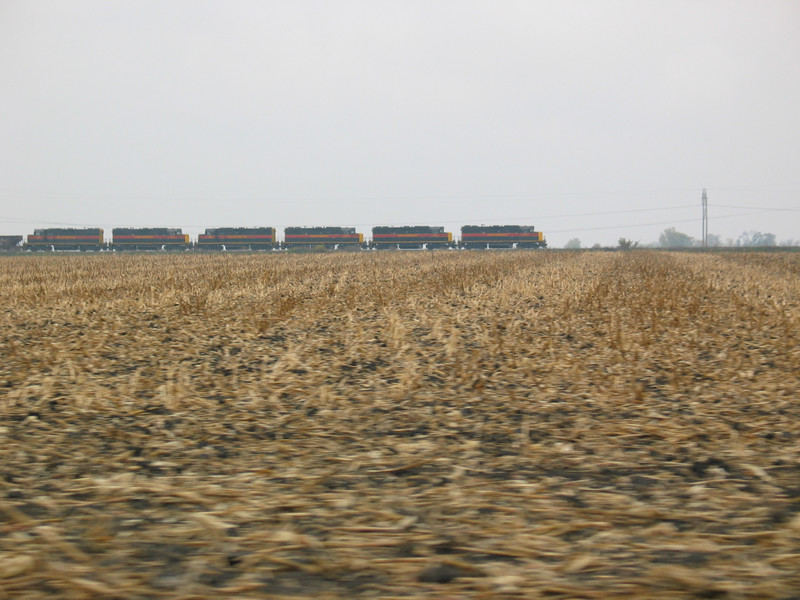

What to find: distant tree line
left=564, top=229, right=798, bottom=249
left=657, top=228, right=791, bottom=248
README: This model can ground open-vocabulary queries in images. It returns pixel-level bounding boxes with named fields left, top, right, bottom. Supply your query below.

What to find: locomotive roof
left=204, top=227, right=275, bottom=234
left=112, top=228, right=183, bottom=235
left=285, top=226, right=357, bottom=234
left=33, top=228, right=103, bottom=235
left=372, top=226, right=445, bottom=234
left=461, top=225, right=538, bottom=233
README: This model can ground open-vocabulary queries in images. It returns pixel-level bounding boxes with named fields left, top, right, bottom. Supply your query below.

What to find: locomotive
left=18, top=224, right=546, bottom=250
left=284, top=227, right=364, bottom=250
left=26, top=228, right=105, bottom=251
left=197, top=227, right=276, bottom=250
left=371, top=226, right=452, bottom=250
left=112, top=228, right=190, bottom=250
left=0, top=235, right=23, bottom=250
left=460, top=225, right=546, bottom=249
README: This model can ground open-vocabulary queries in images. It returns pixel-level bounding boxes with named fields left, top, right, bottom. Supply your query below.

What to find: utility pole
left=702, top=188, right=708, bottom=247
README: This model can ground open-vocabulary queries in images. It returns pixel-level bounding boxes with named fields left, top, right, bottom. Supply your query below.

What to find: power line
left=545, top=212, right=764, bottom=234
left=707, top=187, right=800, bottom=195
left=0, top=187, right=705, bottom=203
left=0, top=203, right=701, bottom=228
left=3, top=184, right=799, bottom=205
left=711, top=204, right=800, bottom=212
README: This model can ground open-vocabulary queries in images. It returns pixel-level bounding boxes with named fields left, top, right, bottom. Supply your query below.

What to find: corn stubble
left=1, top=251, right=799, bottom=599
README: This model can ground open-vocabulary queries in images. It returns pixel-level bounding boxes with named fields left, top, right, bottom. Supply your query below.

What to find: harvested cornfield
left=1, top=251, right=799, bottom=599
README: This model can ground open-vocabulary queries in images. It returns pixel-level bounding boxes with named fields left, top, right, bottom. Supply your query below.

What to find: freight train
left=14, top=225, right=546, bottom=251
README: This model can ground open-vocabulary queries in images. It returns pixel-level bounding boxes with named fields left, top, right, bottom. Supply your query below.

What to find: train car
left=460, top=225, right=546, bottom=249
left=371, top=226, right=453, bottom=250
left=197, top=227, right=276, bottom=251
left=0, top=235, right=23, bottom=251
left=112, top=228, right=189, bottom=251
left=26, top=228, right=105, bottom=251
left=283, top=226, right=364, bottom=250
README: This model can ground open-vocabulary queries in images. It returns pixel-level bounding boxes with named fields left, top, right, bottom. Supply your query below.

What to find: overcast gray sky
left=1, top=1, right=799, bottom=246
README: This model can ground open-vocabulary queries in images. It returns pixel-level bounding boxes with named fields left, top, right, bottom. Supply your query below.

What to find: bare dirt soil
left=1, top=251, right=799, bottom=599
